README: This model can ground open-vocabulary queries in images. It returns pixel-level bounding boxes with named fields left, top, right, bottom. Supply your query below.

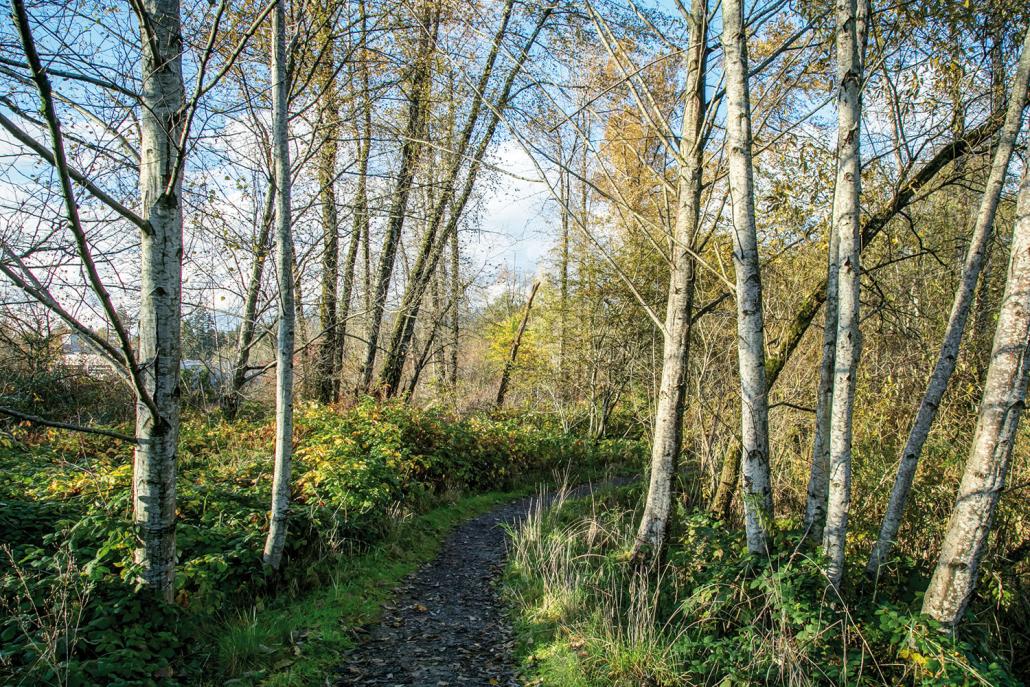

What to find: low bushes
left=506, top=484, right=1022, bottom=686
left=0, top=400, right=643, bottom=685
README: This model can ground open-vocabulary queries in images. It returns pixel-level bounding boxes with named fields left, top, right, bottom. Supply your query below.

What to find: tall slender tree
left=263, top=0, right=294, bottom=570
left=631, top=0, right=708, bottom=557
left=336, top=0, right=372, bottom=393
left=133, top=0, right=187, bottom=599
left=315, top=3, right=342, bottom=404
left=722, top=0, right=773, bottom=555
left=822, top=0, right=869, bottom=588
left=357, top=3, right=437, bottom=394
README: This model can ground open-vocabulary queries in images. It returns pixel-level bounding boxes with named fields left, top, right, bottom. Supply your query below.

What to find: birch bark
left=631, top=0, right=707, bottom=557
left=822, top=0, right=868, bottom=588
left=804, top=214, right=838, bottom=542
left=922, top=168, right=1030, bottom=627
left=867, top=26, right=1030, bottom=577
left=135, top=0, right=186, bottom=600
left=263, top=0, right=294, bottom=570
left=721, top=0, right=773, bottom=555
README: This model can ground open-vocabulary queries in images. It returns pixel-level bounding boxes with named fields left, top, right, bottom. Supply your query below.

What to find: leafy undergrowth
left=505, top=485, right=1023, bottom=687
left=0, top=400, right=644, bottom=686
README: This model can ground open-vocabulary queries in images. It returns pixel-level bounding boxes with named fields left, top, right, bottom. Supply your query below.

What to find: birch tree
left=822, top=0, right=868, bottom=588
left=263, top=0, right=294, bottom=570
left=804, top=190, right=839, bottom=542
left=922, top=167, right=1030, bottom=628
left=631, top=0, right=708, bottom=557
left=722, top=0, right=773, bottom=555
left=867, top=25, right=1030, bottom=577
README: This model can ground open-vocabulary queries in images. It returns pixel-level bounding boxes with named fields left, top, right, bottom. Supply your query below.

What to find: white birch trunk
left=632, top=0, right=707, bottom=557
left=721, top=0, right=773, bottom=555
left=868, top=26, right=1030, bottom=577
left=134, top=0, right=185, bottom=601
left=805, top=223, right=839, bottom=542
left=822, top=0, right=868, bottom=589
left=922, top=168, right=1030, bottom=627
left=263, top=0, right=294, bottom=570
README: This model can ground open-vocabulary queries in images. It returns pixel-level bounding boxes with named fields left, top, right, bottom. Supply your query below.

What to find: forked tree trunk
left=631, top=0, right=707, bottom=558
left=922, top=168, right=1030, bottom=627
left=263, top=0, right=294, bottom=571
left=722, top=0, right=773, bottom=556
left=357, top=5, right=436, bottom=394
left=868, top=26, right=1030, bottom=578
left=822, top=0, right=868, bottom=589
left=495, top=281, right=540, bottom=408
left=223, top=183, right=274, bottom=418
left=377, top=3, right=552, bottom=396
left=135, top=0, right=186, bottom=601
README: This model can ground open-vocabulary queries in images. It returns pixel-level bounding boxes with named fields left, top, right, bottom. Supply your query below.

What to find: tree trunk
left=822, top=0, right=868, bottom=589
left=431, top=260, right=446, bottom=391
left=971, top=23, right=1009, bottom=384
left=495, top=281, right=540, bottom=408
left=357, top=5, right=437, bottom=395
left=263, top=0, right=294, bottom=571
left=134, top=0, right=186, bottom=601
left=293, top=249, right=313, bottom=397
left=376, top=2, right=551, bottom=396
left=559, top=164, right=570, bottom=386
left=710, top=440, right=739, bottom=519
left=804, top=221, right=838, bottom=542
left=448, top=230, right=460, bottom=392
left=868, top=26, right=1030, bottom=578
left=722, top=0, right=773, bottom=556
left=335, top=0, right=371, bottom=397
left=223, top=182, right=274, bottom=418
left=316, top=35, right=341, bottom=404
left=922, top=167, right=1030, bottom=628
left=631, top=0, right=707, bottom=558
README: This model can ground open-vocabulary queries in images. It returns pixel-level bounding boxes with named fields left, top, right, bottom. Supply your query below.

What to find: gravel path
left=333, top=482, right=614, bottom=686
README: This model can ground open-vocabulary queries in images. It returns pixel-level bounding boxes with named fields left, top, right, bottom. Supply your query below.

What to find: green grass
left=207, top=489, right=531, bottom=687
left=504, top=485, right=1025, bottom=687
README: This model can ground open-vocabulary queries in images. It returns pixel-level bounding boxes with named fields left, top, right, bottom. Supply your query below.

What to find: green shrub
left=0, top=401, right=642, bottom=685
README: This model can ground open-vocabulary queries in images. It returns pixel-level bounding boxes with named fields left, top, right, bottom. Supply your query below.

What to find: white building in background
left=60, top=332, right=118, bottom=377
left=59, top=333, right=226, bottom=384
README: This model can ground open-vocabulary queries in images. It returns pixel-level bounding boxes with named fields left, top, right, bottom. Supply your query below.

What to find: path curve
left=333, top=482, right=613, bottom=686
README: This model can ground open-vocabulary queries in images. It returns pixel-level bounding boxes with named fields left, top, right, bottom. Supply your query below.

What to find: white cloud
left=466, top=141, right=553, bottom=283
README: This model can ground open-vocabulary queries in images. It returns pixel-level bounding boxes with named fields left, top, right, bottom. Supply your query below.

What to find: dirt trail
left=333, top=482, right=616, bottom=686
